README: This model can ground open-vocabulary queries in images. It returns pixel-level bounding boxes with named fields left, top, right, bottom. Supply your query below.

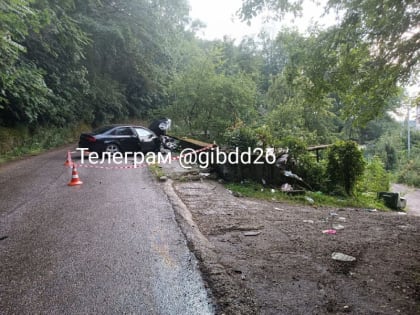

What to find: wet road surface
left=0, top=148, right=213, bottom=314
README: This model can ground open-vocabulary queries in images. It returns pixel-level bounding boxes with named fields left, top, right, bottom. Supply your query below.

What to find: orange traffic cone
left=68, top=163, right=83, bottom=186
left=64, top=150, right=73, bottom=167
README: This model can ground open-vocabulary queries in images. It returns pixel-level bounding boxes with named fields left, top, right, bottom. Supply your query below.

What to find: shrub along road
left=0, top=148, right=213, bottom=314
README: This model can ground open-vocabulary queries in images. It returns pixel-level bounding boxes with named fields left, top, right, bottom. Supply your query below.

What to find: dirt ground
left=163, top=176, right=420, bottom=315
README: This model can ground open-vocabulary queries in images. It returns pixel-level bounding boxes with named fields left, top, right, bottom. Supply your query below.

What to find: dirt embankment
left=167, top=179, right=420, bottom=315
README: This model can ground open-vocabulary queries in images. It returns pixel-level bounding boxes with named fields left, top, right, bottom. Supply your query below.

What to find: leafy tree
left=0, top=0, right=53, bottom=125
left=238, top=0, right=416, bottom=130
left=327, top=140, right=365, bottom=195
left=239, top=0, right=419, bottom=81
left=162, top=45, right=257, bottom=140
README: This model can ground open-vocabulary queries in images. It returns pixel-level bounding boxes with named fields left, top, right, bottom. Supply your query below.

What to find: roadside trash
left=271, top=189, right=276, bottom=193
left=261, top=188, right=264, bottom=192
left=261, top=178, right=266, bottom=185
left=366, top=208, right=378, bottom=212
left=303, top=220, right=314, bottom=224
left=199, top=173, right=211, bottom=177
left=232, top=191, right=243, bottom=198
left=281, top=183, right=292, bottom=192
left=329, top=212, right=338, bottom=217
left=397, top=212, right=407, bottom=215
left=378, top=192, right=406, bottom=210
left=283, top=170, right=303, bottom=181
left=244, top=231, right=261, bottom=236
left=322, top=229, right=337, bottom=235
left=305, top=196, right=315, bottom=204
left=159, top=176, right=168, bottom=182
left=332, top=224, right=345, bottom=230
left=337, top=217, right=347, bottom=222
left=331, top=252, right=356, bottom=262
left=274, top=207, right=283, bottom=211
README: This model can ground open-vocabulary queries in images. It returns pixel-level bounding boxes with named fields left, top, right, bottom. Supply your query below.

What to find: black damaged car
left=78, top=125, right=161, bottom=154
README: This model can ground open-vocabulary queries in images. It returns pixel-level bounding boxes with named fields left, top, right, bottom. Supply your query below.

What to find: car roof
left=92, top=125, right=153, bottom=134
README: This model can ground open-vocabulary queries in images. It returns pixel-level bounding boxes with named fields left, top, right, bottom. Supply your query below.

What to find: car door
left=135, top=127, right=159, bottom=153
left=111, top=127, right=140, bottom=152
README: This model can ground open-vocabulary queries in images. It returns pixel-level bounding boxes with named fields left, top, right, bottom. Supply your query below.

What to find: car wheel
left=105, top=143, right=120, bottom=154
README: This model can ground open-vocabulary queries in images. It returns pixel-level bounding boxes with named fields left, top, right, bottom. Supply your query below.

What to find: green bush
left=327, top=140, right=365, bottom=196
left=397, top=158, right=420, bottom=188
left=0, top=123, right=90, bottom=162
left=223, top=120, right=259, bottom=151
left=357, top=156, right=390, bottom=193
left=279, top=137, right=328, bottom=191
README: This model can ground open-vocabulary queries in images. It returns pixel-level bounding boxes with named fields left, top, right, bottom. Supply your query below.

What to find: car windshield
left=92, top=126, right=115, bottom=134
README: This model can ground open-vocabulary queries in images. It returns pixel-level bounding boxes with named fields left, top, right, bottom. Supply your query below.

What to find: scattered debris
left=159, top=176, right=168, bottom=182
left=329, top=212, right=338, bottom=217
left=397, top=212, right=407, bottom=215
left=322, top=229, right=337, bottom=235
left=337, top=217, right=347, bottom=222
left=331, top=252, right=356, bottom=262
left=303, top=220, right=314, bottom=224
left=281, top=183, right=292, bottom=192
left=366, top=208, right=378, bottom=213
left=232, top=191, right=243, bottom=198
left=332, top=224, right=345, bottom=230
left=343, top=305, right=352, bottom=312
left=305, top=196, right=315, bottom=204
left=271, top=189, right=276, bottom=193
left=244, top=231, right=261, bottom=236
left=274, top=207, right=284, bottom=211
left=261, top=178, right=266, bottom=185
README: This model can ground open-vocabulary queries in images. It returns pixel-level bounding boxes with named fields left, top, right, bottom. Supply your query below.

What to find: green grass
left=225, top=181, right=390, bottom=210
left=0, top=123, right=90, bottom=164
left=148, top=163, right=166, bottom=179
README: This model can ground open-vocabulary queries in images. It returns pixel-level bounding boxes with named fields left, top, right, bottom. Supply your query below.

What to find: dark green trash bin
left=377, top=192, right=406, bottom=210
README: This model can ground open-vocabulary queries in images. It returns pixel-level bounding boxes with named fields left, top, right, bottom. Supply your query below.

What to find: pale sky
left=188, top=0, right=338, bottom=41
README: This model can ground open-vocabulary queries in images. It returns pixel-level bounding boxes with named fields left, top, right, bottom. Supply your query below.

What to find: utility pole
left=407, top=103, right=411, bottom=159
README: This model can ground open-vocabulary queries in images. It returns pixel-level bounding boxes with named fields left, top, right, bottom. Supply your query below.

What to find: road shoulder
left=164, top=179, right=420, bottom=314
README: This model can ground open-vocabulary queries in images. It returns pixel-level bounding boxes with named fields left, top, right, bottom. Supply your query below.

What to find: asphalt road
left=392, top=183, right=420, bottom=216
left=0, top=148, right=213, bottom=314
